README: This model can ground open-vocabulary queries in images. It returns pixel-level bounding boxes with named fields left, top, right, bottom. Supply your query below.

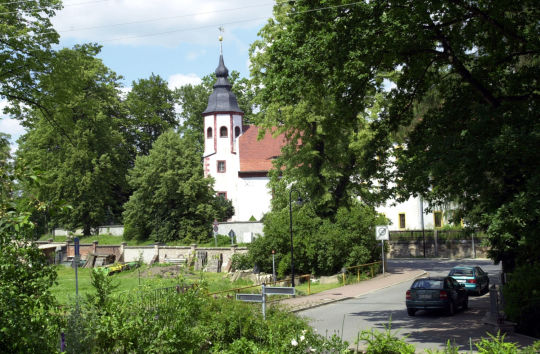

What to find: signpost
left=236, top=284, right=295, bottom=319
left=228, top=229, right=235, bottom=246
left=73, top=237, right=80, bottom=298
left=375, top=226, right=389, bottom=275
left=212, top=219, right=219, bottom=247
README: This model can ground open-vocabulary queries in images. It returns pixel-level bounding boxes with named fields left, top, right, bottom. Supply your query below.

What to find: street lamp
left=288, top=185, right=302, bottom=287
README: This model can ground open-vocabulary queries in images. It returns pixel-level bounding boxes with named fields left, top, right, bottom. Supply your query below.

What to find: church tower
left=203, top=42, right=244, bottom=216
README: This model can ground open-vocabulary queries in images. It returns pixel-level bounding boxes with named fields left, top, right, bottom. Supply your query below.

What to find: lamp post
left=288, top=185, right=302, bottom=288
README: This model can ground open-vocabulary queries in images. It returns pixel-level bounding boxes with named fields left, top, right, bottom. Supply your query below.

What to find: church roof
left=239, top=126, right=286, bottom=173
left=203, top=54, right=243, bottom=114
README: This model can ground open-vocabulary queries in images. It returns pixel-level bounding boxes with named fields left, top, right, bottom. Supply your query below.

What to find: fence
left=340, top=261, right=382, bottom=285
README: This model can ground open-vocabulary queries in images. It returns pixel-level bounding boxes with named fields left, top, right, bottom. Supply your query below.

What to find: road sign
left=213, top=219, right=219, bottom=232
left=375, top=225, right=389, bottom=240
left=236, top=293, right=264, bottom=303
left=264, top=286, right=295, bottom=296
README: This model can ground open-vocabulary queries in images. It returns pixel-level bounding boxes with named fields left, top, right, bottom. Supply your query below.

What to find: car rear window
left=449, top=268, right=473, bottom=276
left=411, top=279, right=443, bottom=289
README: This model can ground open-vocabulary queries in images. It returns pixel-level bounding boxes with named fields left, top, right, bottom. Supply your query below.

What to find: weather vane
left=218, top=26, right=224, bottom=54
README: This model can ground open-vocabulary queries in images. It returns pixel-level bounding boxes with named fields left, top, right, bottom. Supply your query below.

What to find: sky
left=1, top=0, right=276, bottom=152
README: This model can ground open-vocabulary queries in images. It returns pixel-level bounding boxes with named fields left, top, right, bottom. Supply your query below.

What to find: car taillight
left=406, top=290, right=411, bottom=299
left=467, top=279, right=476, bottom=283
left=439, top=290, right=448, bottom=299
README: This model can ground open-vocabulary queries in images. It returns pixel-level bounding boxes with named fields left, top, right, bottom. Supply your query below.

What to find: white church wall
left=235, top=177, right=272, bottom=221
left=377, top=196, right=442, bottom=231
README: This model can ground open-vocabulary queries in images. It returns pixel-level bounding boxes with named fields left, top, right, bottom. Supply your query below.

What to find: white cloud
left=52, top=0, right=273, bottom=46
left=168, top=73, right=202, bottom=89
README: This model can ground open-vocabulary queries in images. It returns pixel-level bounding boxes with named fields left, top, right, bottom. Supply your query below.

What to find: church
left=202, top=50, right=449, bottom=233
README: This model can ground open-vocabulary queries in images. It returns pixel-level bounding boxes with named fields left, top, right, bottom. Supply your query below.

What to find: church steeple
left=203, top=43, right=243, bottom=114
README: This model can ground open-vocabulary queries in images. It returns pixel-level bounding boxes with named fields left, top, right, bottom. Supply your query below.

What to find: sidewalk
left=275, top=267, right=426, bottom=312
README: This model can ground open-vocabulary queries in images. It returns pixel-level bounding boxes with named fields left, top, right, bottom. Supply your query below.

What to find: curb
left=288, top=270, right=428, bottom=313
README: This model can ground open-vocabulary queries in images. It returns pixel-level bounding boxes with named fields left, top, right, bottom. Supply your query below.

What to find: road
left=298, top=258, right=504, bottom=352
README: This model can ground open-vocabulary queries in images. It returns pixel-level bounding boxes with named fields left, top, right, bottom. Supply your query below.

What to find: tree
left=0, top=0, right=61, bottom=109
left=125, top=74, right=178, bottom=156
left=0, top=153, right=60, bottom=351
left=177, top=71, right=255, bottom=150
left=250, top=0, right=539, bottom=271
left=123, top=130, right=224, bottom=243
left=15, top=44, right=131, bottom=235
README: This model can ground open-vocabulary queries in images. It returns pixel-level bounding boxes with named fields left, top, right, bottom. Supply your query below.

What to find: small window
left=217, top=192, right=227, bottom=199
left=220, top=126, right=228, bottom=138
left=434, top=211, right=443, bottom=228
left=398, top=213, right=406, bottom=229
left=234, top=126, right=241, bottom=138
left=217, top=160, right=226, bottom=173
left=207, top=127, right=213, bottom=138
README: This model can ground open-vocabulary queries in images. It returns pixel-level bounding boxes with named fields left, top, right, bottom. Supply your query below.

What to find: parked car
left=405, top=277, right=468, bottom=316
left=448, top=266, right=489, bottom=295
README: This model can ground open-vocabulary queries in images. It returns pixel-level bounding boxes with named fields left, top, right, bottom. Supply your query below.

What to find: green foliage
left=357, top=322, right=415, bottom=354
left=0, top=169, right=60, bottom=352
left=0, top=0, right=61, bottom=108
left=15, top=44, right=131, bottom=235
left=502, top=263, right=540, bottom=338
left=475, top=331, right=520, bottom=354
left=249, top=200, right=384, bottom=276
left=231, top=253, right=252, bottom=271
left=123, top=130, right=219, bottom=243
left=86, top=268, right=119, bottom=311
left=62, top=285, right=348, bottom=353
left=125, top=74, right=178, bottom=156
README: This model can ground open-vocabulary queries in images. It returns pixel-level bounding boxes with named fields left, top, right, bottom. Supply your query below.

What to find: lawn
left=51, top=264, right=343, bottom=305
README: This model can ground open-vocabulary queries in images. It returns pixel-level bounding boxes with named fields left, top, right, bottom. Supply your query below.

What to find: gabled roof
left=239, top=126, right=286, bottom=174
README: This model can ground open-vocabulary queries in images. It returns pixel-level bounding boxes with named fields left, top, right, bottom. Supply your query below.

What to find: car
left=406, top=276, right=468, bottom=316
left=448, top=266, right=489, bottom=295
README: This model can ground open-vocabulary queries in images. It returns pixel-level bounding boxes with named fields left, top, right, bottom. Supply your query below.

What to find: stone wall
left=387, top=239, right=489, bottom=259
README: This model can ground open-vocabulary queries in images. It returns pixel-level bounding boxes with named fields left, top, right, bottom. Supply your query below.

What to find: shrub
left=357, top=322, right=415, bottom=354
left=502, top=263, right=540, bottom=338
left=230, top=253, right=251, bottom=271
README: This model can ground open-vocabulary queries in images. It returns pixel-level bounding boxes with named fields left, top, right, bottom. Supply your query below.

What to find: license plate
left=419, top=294, right=431, bottom=299
left=458, top=280, right=465, bottom=284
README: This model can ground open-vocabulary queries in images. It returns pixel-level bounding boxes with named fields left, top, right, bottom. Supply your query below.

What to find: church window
left=398, top=213, right=406, bottom=229
left=235, top=126, right=241, bottom=138
left=220, top=126, right=228, bottom=137
left=217, top=192, right=227, bottom=199
left=207, top=127, right=213, bottom=138
left=217, top=160, right=226, bottom=173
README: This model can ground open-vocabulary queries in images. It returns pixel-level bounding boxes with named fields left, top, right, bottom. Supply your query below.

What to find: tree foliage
left=250, top=0, right=539, bottom=270
left=0, top=0, right=61, bottom=108
left=15, top=44, right=131, bottom=235
left=123, top=130, right=225, bottom=243
left=249, top=199, right=385, bottom=277
left=125, top=74, right=178, bottom=156
left=0, top=151, right=59, bottom=352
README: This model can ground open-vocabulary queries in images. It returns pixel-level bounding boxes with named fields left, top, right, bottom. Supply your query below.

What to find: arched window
left=234, top=126, right=241, bottom=138
left=207, top=127, right=213, bottom=138
left=220, top=126, right=228, bottom=138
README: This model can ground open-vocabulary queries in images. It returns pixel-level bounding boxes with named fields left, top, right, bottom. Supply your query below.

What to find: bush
left=249, top=201, right=385, bottom=277
left=230, top=253, right=251, bottom=271
left=502, top=263, right=540, bottom=338
left=357, top=322, right=415, bottom=354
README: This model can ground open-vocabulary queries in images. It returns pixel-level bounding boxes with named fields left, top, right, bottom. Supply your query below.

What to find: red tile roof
left=239, top=126, right=286, bottom=173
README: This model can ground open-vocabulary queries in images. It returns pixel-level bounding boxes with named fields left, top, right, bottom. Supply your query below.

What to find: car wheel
left=462, top=296, right=469, bottom=310
left=446, top=301, right=455, bottom=316
left=407, top=308, right=416, bottom=316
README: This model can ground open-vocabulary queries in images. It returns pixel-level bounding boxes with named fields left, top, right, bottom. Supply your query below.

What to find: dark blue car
left=406, top=276, right=468, bottom=316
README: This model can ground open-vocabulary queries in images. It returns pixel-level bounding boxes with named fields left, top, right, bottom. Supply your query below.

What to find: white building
left=203, top=53, right=451, bottom=231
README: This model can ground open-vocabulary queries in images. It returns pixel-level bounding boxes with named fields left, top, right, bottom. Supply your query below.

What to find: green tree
left=250, top=0, right=539, bottom=271
left=15, top=44, right=131, bottom=235
left=123, top=130, right=222, bottom=243
left=0, top=154, right=60, bottom=351
left=0, top=0, right=61, bottom=108
left=125, top=74, right=178, bottom=156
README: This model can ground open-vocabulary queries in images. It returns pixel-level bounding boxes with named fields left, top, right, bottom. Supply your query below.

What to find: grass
left=51, top=264, right=255, bottom=305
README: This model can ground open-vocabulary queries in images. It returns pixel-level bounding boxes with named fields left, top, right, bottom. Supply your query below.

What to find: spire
left=203, top=33, right=243, bottom=115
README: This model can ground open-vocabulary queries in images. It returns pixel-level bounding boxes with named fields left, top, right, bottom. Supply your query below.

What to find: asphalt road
left=299, top=258, right=505, bottom=352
